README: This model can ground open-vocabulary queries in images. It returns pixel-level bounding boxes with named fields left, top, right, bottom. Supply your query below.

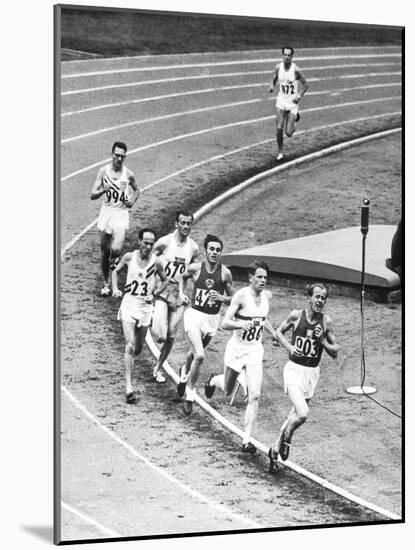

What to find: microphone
left=361, top=198, right=370, bottom=235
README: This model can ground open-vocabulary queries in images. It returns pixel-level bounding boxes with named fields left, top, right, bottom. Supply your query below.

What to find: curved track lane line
left=144, top=129, right=402, bottom=522
left=61, top=501, right=121, bottom=538
left=61, top=128, right=401, bottom=521
left=62, top=387, right=262, bottom=530
left=61, top=96, right=401, bottom=182
left=60, top=111, right=401, bottom=258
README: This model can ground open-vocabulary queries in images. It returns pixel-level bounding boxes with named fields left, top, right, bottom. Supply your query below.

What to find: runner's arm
left=90, top=167, right=107, bottom=200
left=269, top=65, right=279, bottom=92
left=124, top=172, right=140, bottom=208
left=276, top=310, right=302, bottom=357
left=154, top=258, right=171, bottom=298
left=208, top=265, right=233, bottom=305
left=321, top=315, right=339, bottom=359
left=221, top=292, right=252, bottom=331
left=178, top=263, right=200, bottom=304
left=294, top=69, right=309, bottom=101
left=152, top=237, right=168, bottom=257
left=111, top=253, right=131, bottom=297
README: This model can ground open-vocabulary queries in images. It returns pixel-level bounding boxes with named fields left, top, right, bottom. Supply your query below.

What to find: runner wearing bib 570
left=151, top=210, right=199, bottom=383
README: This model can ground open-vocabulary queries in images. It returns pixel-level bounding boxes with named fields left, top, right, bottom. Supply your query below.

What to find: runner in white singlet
left=91, top=141, right=140, bottom=296
left=151, top=210, right=199, bottom=383
left=269, top=47, right=308, bottom=160
left=112, top=228, right=169, bottom=404
left=205, top=261, right=278, bottom=454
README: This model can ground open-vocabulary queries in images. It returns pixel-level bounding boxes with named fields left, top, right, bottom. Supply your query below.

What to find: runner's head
left=111, top=141, right=127, bottom=169
left=137, top=228, right=156, bottom=258
left=175, top=210, right=194, bottom=237
left=203, top=234, right=223, bottom=264
left=307, top=282, right=328, bottom=313
left=248, top=260, right=269, bottom=292
left=282, top=46, right=294, bottom=66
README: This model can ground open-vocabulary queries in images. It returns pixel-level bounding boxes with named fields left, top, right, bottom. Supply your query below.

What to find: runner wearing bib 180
left=267, top=283, right=339, bottom=474
left=205, top=260, right=278, bottom=454
left=269, top=47, right=308, bottom=161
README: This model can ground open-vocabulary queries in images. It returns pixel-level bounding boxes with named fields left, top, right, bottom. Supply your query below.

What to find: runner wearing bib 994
left=151, top=210, right=199, bottom=383
left=111, top=228, right=170, bottom=405
left=269, top=47, right=308, bottom=161
left=177, top=234, right=233, bottom=415
left=267, top=283, right=339, bottom=474
left=205, top=260, right=278, bottom=454
left=90, top=141, right=140, bottom=297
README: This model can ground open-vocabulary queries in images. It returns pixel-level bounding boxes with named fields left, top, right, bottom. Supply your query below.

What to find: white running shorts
left=183, top=307, right=220, bottom=338
left=97, top=205, right=129, bottom=235
left=283, top=360, right=320, bottom=399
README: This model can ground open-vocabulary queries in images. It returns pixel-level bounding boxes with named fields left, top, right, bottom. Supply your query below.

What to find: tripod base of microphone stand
left=346, top=385, right=377, bottom=395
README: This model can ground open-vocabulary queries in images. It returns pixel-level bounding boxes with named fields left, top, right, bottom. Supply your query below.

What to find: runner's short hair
left=248, top=260, right=269, bottom=277
left=204, top=234, right=223, bottom=251
left=281, top=46, right=294, bottom=55
left=307, top=282, right=328, bottom=298
left=175, top=210, right=194, bottom=222
left=138, top=227, right=156, bottom=241
left=112, top=141, right=127, bottom=154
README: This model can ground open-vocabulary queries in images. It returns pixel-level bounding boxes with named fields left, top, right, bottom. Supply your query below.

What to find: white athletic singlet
left=160, top=233, right=195, bottom=284
left=276, top=62, right=299, bottom=100
left=101, top=164, right=130, bottom=209
left=230, top=288, right=270, bottom=347
left=121, top=252, right=157, bottom=308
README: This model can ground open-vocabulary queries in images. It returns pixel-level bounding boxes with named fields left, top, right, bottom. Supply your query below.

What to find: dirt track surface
left=59, top=47, right=402, bottom=542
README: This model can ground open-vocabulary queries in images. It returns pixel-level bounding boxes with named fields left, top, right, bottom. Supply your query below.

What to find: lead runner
left=268, top=282, right=339, bottom=474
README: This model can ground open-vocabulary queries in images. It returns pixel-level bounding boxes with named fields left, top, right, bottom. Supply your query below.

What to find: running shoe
left=279, top=436, right=291, bottom=461
left=276, top=152, right=284, bottom=161
left=126, top=392, right=137, bottom=405
left=268, top=447, right=279, bottom=474
left=241, top=442, right=257, bottom=454
left=177, top=365, right=188, bottom=397
left=100, top=284, right=111, bottom=297
left=183, top=400, right=193, bottom=415
left=204, top=374, right=216, bottom=398
left=153, top=365, right=167, bottom=384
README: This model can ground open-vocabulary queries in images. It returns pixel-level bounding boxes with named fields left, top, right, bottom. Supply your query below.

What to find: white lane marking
left=62, top=69, right=400, bottom=96
left=63, top=53, right=400, bottom=78
left=145, top=312, right=401, bottom=522
left=61, top=96, right=401, bottom=182
left=61, top=121, right=402, bottom=522
left=62, top=386, right=262, bottom=529
left=62, top=85, right=401, bottom=144
left=60, top=110, right=401, bottom=258
left=62, top=45, right=401, bottom=65
left=62, top=80, right=400, bottom=118
left=61, top=500, right=121, bottom=537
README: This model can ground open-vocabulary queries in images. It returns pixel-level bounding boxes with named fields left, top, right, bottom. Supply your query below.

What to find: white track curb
left=146, top=127, right=402, bottom=521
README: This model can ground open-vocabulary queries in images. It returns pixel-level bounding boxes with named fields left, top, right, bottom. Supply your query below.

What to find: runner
left=151, top=210, right=199, bottom=383
left=90, top=141, right=140, bottom=296
left=112, top=228, right=169, bottom=404
left=178, top=234, right=233, bottom=415
left=268, top=282, right=339, bottom=474
left=204, top=260, right=278, bottom=453
left=269, top=47, right=309, bottom=160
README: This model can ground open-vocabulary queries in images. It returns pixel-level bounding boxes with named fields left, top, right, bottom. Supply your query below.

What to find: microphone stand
left=346, top=199, right=377, bottom=395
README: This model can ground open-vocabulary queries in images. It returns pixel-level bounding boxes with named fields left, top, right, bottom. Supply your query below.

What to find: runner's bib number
left=241, top=317, right=264, bottom=343
left=295, top=336, right=319, bottom=357
left=128, top=280, right=149, bottom=297
left=280, top=83, right=295, bottom=95
left=194, top=288, right=213, bottom=308
left=165, top=260, right=186, bottom=279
